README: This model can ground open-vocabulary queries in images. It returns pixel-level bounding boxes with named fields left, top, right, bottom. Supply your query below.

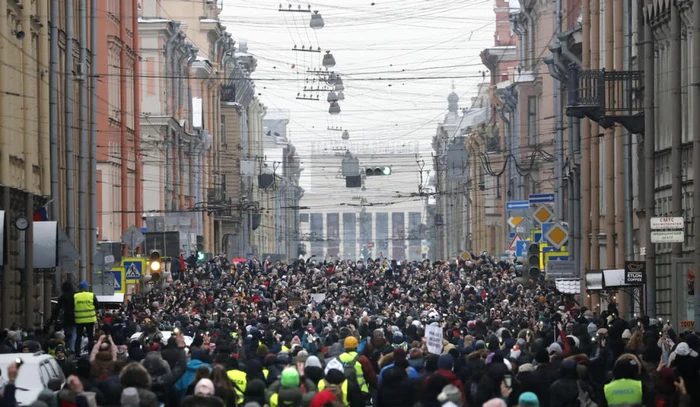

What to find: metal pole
left=554, top=0, right=564, bottom=221
left=670, top=0, right=683, bottom=261
left=119, top=0, right=129, bottom=237
left=581, top=0, right=591, bottom=307
left=90, top=0, right=97, bottom=271
left=692, top=0, right=700, bottom=329
left=590, top=0, right=602, bottom=311
left=78, top=0, right=88, bottom=282
left=65, top=0, right=76, bottom=245
left=21, top=7, right=35, bottom=328
left=133, top=0, right=143, bottom=241
left=50, top=0, right=61, bottom=291
left=573, top=118, right=582, bottom=279
left=623, top=0, right=634, bottom=264
left=643, top=0, right=657, bottom=317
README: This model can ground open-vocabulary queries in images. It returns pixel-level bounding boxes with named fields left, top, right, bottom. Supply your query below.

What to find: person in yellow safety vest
left=266, top=367, right=317, bottom=407
left=604, top=357, right=650, bottom=407
left=317, top=360, right=365, bottom=407
left=391, top=332, right=409, bottom=352
left=73, top=281, right=99, bottom=356
left=226, top=357, right=247, bottom=404
left=338, top=337, right=372, bottom=394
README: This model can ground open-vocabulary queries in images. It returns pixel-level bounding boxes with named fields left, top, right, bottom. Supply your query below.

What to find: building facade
left=0, top=0, right=53, bottom=328
left=96, top=0, right=142, bottom=244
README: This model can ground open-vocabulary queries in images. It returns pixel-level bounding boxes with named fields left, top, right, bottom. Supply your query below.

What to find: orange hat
left=344, top=336, right=359, bottom=349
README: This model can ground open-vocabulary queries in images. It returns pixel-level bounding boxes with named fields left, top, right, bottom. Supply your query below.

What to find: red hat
left=310, top=390, right=338, bottom=407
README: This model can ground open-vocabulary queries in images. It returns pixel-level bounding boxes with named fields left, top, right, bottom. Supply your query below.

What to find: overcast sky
left=220, top=0, right=495, bottom=163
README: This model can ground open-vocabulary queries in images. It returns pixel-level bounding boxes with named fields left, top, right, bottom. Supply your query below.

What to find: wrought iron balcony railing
left=566, top=68, right=644, bottom=134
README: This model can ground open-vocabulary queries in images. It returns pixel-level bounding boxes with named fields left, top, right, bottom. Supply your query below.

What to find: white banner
left=425, top=325, right=443, bottom=355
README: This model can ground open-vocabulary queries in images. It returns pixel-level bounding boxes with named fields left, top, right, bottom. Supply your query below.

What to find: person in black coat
left=48, top=281, right=77, bottom=351
left=376, top=351, right=418, bottom=407
left=549, top=359, right=595, bottom=407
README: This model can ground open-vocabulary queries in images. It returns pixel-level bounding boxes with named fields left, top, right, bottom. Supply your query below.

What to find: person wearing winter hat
left=604, top=357, right=646, bottom=406
left=518, top=392, right=540, bottom=406
left=437, top=384, right=462, bottom=404
left=195, top=378, right=216, bottom=397
left=433, top=353, right=467, bottom=405
left=304, top=355, right=325, bottom=385
left=336, top=336, right=376, bottom=395
left=378, top=348, right=419, bottom=383
left=267, top=366, right=317, bottom=407
left=318, top=360, right=365, bottom=407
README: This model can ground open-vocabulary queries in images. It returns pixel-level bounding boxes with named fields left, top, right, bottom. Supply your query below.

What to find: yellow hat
left=344, top=336, right=359, bottom=349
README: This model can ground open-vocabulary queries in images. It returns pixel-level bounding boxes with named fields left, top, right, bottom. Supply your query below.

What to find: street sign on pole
left=508, top=216, right=524, bottom=228
left=529, top=193, right=555, bottom=204
left=544, top=223, right=569, bottom=249
left=506, top=201, right=529, bottom=211
left=532, top=205, right=554, bottom=225
left=546, top=260, right=578, bottom=278
left=651, top=230, right=685, bottom=243
left=121, top=225, right=145, bottom=251
left=123, top=258, right=145, bottom=281
left=508, top=234, right=523, bottom=251
left=650, top=217, right=684, bottom=230
left=516, top=240, right=529, bottom=257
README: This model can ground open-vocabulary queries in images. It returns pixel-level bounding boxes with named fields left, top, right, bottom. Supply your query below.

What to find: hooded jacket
left=174, top=359, right=212, bottom=400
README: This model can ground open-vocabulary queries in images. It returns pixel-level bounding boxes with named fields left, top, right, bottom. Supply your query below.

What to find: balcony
left=566, top=69, right=644, bottom=134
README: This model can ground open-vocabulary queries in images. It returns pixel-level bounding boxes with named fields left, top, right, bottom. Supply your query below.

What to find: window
left=108, top=41, right=121, bottom=122
left=126, top=57, right=135, bottom=130
left=527, top=96, right=537, bottom=146
left=220, top=115, right=226, bottom=147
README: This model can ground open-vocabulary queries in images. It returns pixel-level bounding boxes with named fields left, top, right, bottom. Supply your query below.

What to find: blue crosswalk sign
left=124, top=260, right=142, bottom=281
left=113, top=271, right=122, bottom=291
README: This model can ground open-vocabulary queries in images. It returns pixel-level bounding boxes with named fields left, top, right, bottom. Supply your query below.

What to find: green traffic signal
left=365, top=167, right=392, bottom=176
left=197, top=251, right=205, bottom=261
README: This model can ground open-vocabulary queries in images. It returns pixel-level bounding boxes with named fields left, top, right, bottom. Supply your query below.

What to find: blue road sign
left=529, top=193, right=555, bottom=204
left=506, top=200, right=530, bottom=211
left=124, top=260, right=143, bottom=281
left=542, top=222, right=555, bottom=238
left=516, top=240, right=529, bottom=257
left=113, top=270, right=123, bottom=292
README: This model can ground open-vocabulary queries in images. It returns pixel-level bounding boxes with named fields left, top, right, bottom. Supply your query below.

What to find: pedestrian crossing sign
left=122, top=258, right=144, bottom=281
left=112, top=267, right=126, bottom=294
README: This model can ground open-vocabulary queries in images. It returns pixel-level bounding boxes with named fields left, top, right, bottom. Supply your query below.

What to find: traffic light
left=527, top=243, right=541, bottom=280
left=149, top=250, right=162, bottom=281
left=365, top=167, right=392, bottom=176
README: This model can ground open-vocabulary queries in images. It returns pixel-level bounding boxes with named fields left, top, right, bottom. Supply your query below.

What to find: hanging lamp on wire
left=328, top=101, right=341, bottom=115
left=342, top=130, right=350, bottom=140
left=322, top=51, right=336, bottom=68
left=327, top=72, right=337, bottom=85
left=310, top=11, right=324, bottom=29
left=337, top=91, right=345, bottom=101
left=327, top=91, right=339, bottom=103
left=334, top=76, right=344, bottom=91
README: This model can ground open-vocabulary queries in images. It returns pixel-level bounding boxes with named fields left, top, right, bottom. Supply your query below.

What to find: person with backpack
left=337, top=336, right=376, bottom=397
left=317, top=360, right=365, bottom=407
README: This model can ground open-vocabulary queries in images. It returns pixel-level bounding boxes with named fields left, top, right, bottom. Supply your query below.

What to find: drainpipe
left=553, top=0, right=564, bottom=221
left=38, top=0, right=51, bottom=315
left=21, top=5, right=35, bottom=327
left=119, top=0, right=129, bottom=241
left=642, top=0, right=656, bottom=317
left=49, top=0, right=61, bottom=293
left=90, top=0, right=98, bottom=270
left=78, top=0, right=88, bottom=282
left=65, top=0, right=76, bottom=244
left=133, top=0, right=143, bottom=236
left=692, top=0, right=700, bottom=328
left=177, top=47, right=191, bottom=119
left=590, top=0, right=601, bottom=311
left=618, top=0, right=643, bottom=315
left=604, top=0, right=615, bottom=288
left=497, top=106, right=512, bottom=202
left=670, top=0, right=683, bottom=262
left=581, top=0, right=591, bottom=307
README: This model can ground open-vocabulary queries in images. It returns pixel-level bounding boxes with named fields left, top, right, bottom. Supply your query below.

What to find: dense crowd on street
left=0, top=253, right=699, bottom=407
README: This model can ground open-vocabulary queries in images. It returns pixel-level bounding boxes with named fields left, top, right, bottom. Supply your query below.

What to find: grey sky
left=220, top=0, right=495, bottom=161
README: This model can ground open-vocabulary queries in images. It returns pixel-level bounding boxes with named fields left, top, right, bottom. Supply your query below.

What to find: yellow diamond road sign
left=508, top=216, right=524, bottom=228
left=545, top=223, right=569, bottom=249
left=533, top=205, right=554, bottom=224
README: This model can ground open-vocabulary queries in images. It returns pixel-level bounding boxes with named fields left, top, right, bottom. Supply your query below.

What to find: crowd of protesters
left=0, top=252, right=698, bottom=407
